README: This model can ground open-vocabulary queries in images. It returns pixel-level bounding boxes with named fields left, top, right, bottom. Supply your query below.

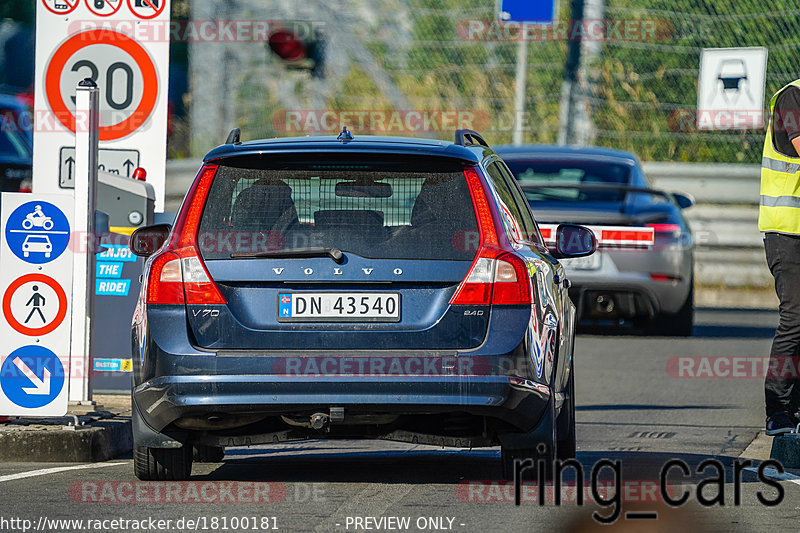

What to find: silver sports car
left=496, top=145, right=695, bottom=336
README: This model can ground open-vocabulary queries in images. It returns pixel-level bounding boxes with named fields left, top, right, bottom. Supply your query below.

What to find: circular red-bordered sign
left=41, top=0, right=80, bottom=16
left=85, top=0, right=124, bottom=17
left=44, top=29, right=159, bottom=141
left=3, top=274, right=68, bottom=337
left=127, top=0, right=166, bottom=20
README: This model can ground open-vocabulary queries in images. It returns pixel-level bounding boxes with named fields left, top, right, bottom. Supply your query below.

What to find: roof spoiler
left=454, top=129, right=489, bottom=148
left=225, top=128, right=241, bottom=145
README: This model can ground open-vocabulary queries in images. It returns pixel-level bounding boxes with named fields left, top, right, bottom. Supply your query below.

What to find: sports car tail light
left=650, top=273, right=682, bottom=282
left=647, top=223, right=682, bottom=238
left=538, top=224, right=655, bottom=248
left=450, top=168, right=531, bottom=306
left=145, top=165, right=226, bottom=305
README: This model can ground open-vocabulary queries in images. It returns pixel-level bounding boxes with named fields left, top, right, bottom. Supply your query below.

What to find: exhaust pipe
left=595, top=294, right=615, bottom=314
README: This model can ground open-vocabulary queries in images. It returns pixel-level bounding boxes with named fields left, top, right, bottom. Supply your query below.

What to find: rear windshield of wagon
left=197, top=157, right=481, bottom=261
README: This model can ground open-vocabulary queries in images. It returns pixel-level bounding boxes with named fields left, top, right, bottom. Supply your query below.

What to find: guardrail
left=644, top=162, right=768, bottom=288
left=164, top=159, right=769, bottom=288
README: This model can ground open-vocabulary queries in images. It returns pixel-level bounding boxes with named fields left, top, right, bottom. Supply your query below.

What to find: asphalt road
left=0, top=307, right=798, bottom=533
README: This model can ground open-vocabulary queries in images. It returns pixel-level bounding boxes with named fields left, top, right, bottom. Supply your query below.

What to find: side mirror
left=129, top=224, right=171, bottom=257
left=672, top=192, right=695, bottom=210
left=552, top=224, right=597, bottom=260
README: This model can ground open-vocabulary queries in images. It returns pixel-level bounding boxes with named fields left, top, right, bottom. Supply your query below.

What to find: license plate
left=562, top=253, right=602, bottom=271
left=278, top=293, right=401, bottom=322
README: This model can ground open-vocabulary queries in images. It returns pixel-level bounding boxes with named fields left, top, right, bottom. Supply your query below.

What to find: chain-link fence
left=185, top=0, right=800, bottom=164
left=595, top=0, right=800, bottom=163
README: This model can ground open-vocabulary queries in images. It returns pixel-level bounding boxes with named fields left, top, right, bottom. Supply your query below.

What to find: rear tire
left=556, top=366, right=576, bottom=461
left=193, top=445, right=225, bottom=463
left=133, top=445, right=192, bottom=481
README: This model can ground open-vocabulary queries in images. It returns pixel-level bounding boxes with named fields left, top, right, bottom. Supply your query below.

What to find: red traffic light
left=268, top=30, right=308, bottom=62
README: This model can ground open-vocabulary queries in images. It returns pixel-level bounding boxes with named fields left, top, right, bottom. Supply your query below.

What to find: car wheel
left=193, top=445, right=225, bottom=463
left=648, top=283, right=693, bottom=337
left=133, top=445, right=192, bottom=481
left=556, top=365, right=576, bottom=461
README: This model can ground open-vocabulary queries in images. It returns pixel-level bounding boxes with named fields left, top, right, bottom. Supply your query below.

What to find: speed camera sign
left=33, top=0, right=170, bottom=211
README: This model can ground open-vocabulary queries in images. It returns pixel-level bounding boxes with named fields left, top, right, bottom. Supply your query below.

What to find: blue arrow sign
left=500, top=0, right=557, bottom=22
left=1, top=346, right=65, bottom=409
left=4, top=201, right=71, bottom=264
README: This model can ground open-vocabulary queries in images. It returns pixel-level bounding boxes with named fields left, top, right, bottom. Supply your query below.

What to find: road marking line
left=0, top=462, right=125, bottom=483
left=744, top=466, right=800, bottom=486
left=315, top=483, right=414, bottom=532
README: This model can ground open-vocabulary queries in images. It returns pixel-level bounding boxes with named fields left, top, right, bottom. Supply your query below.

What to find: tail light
left=450, top=168, right=531, bottom=306
left=18, top=179, right=32, bottom=193
left=647, top=223, right=681, bottom=238
left=144, top=165, right=226, bottom=305
left=650, top=273, right=682, bottom=282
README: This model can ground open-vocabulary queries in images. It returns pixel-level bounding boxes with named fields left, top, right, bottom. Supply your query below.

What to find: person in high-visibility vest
left=760, top=79, right=800, bottom=435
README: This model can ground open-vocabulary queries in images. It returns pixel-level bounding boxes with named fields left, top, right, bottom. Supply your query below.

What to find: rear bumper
left=565, top=247, right=693, bottom=319
left=569, top=275, right=690, bottom=319
left=133, top=373, right=549, bottom=434
left=132, top=309, right=552, bottom=442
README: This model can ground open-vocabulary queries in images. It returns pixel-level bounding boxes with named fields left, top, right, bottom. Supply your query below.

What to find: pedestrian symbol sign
left=0, top=346, right=66, bottom=410
left=4, top=201, right=70, bottom=264
left=2, top=273, right=69, bottom=337
left=26, top=288, right=47, bottom=324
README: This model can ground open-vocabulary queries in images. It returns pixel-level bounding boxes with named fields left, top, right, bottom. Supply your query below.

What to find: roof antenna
left=337, top=126, right=354, bottom=143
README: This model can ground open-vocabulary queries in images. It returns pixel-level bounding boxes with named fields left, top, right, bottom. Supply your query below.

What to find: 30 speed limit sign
left=33, top=0, right=170, bottom=211
left=45, top=30, right=159, bottom=141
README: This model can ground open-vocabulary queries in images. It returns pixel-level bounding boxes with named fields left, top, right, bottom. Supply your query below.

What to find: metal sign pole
left=512, top=35, right=528, bottom=146
left=68, top=79, right=99, bottom=404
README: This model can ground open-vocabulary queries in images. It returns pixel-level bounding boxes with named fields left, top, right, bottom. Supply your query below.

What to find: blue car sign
left=4, top=201, right=71, bottom=264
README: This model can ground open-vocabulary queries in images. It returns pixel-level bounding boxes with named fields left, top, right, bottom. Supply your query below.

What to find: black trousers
left=765, top=232, right=800, bottom=417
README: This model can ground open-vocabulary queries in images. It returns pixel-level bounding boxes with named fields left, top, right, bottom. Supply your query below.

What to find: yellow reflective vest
left=759, top=79, right=800, bottom=234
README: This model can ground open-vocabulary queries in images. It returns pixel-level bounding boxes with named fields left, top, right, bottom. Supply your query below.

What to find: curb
left=695, top=287, right=777, bottom=310
left=739, top=430, right=773, bottom=461
left=0, top=416, right=131, bottom=462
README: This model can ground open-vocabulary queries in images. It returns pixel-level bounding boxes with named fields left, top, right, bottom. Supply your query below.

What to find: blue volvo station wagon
left=129, top=129, right=596, bottom=480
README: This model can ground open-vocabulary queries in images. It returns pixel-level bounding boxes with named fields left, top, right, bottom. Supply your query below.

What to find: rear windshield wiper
left=230, top=247, right=345, bottom=264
